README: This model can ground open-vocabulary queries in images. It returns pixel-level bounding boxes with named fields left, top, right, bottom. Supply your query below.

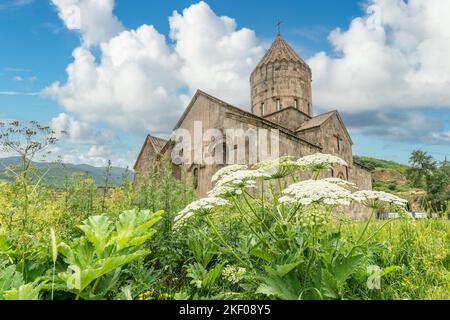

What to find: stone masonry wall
left=251, top=60, right=312, bottom=117
left=262, top=107, right=311, bottom=131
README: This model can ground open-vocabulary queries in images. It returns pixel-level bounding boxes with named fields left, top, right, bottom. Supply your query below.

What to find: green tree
left=423, top=159, right=450, bottom=215
left=406, top=150, right=436, bottom=188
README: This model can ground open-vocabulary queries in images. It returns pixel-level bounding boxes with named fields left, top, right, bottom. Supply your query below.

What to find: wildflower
left=208, top=184, right=244, bottom=198
left=351, top=190, right=408, bottom=209
left=138, top=288, right=173, bottom=300
left=280, top=179, right=353, bottom=206
left=321, top=178, right=357, bottom=189
left=210, top=169, right=270, bottom=198
left=138, top=288, right=155, bottom=300
left=297, top=153, right=348, bottom=170
left=253, top=156, right=304, bottom=179
left=174, top=197, right=230, bottom=226
left=222, top=265, right=247, bottom=284
left=215, top=169, right=269, bottom=187
left=212, top=165, right=248, bottom=183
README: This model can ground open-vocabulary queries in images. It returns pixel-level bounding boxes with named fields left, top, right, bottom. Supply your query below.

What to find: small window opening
left=193, top=168, right=199, bottom=190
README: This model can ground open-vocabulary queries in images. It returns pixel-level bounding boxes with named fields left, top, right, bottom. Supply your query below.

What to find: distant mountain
left=0, top=157, right=133, bottom=186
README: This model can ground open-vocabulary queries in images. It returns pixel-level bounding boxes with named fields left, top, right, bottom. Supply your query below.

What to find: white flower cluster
left=297, top=153, right=348, bottom=169
left=253, top=156, right=304, bottom=179
left=351, top=190, right=408, bottom=208
left=215, top=169, right=269, bottom=187
left=321, top=178, right=357, bottom=189
left=175, top=164, right=271, bottom=227
left=207, top=184, right=243, bottom=198
left=279, top=180, right=353, bottom=206
left=174, top=197, right=230, bottom=225
left=222, top=265, right=247, bottom=284
left=209, top=168, right=270, bottom=198
left=211, top=165, right=248, bottom=183
left=175, top=154, right=408, bottom=229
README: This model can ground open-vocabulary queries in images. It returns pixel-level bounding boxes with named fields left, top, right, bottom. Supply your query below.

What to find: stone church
left=134, top=33, right=372, bottom=218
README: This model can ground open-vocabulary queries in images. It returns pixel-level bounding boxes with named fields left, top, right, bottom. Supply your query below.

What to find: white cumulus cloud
left=308, top=0, right=450, bottom=112
left=50, top=112, right=114, bottom=144
left=51, top=0, right=124, bottom=46
left=169, top=1, right=264, bottom=107
left=45, top=1, right=264, bottom=134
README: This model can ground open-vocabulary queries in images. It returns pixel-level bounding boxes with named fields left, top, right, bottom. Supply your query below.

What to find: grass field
left=0, top=156, right=449, bottom=300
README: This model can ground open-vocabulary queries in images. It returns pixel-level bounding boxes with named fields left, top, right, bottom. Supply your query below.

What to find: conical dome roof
left=250, top=32, right=313, bottom=118
left=253, top=33, right=309, bottom=72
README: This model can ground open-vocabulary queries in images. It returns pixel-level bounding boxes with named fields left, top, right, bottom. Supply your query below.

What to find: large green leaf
left=4, top=283, right=41, bottom=300
left=332, top=254, right=364, bottom=284
left=0, top=264, right=24, bottom=299
left=111, top=210, right=162, bottom=251
left=256, top=273, right=302, bottom=300
left=56, top=210, right=161, bottom=298
left=320, top=269, right=339, bottom=299
left=79, top=215, right=113, bottom=256
left=187, top=263, right=207, bottom=289
left=188, top=235, right=218, bottom=268
left=250, top=248, right=273, bottom=263
left=266, top=261, right=302, bottom=278
left=58, top=240, right=95, bottom=268
left=203, top=263, right=224, bottom=291
left=59, top=249, right=149, bottom=292
left=0, top=235, right=14, bottom=255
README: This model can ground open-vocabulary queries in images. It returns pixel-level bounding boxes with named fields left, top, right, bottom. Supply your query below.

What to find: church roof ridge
left=263, top=105, right=313, bottom=119
left=295, top=110, right=353, bottom=145
left=174, top=89, right=321, bottom=150
left=295, top=110, right=337, bottom=131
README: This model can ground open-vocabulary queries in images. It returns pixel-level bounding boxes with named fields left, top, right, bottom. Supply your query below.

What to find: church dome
left=252, top=33, right=310, bottom=73
left=250, top=33, right=313, bottom=118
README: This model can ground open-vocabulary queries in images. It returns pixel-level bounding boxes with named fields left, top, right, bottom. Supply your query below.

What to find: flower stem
left=277, top=178, right=283, bottom=193
left=205, top=216, right=249, bottom=268
left=242, top=191, right=278, bottom=240
left=313, top=169, right=321, bottom=180
left=51, top=263, right=55, bottom=300
left=356, top=207, right=376, bottom=245
left=92, top=277, right=101, bottom=294
left=359, top=219, right=394, bottom=246
left=349, top=207, right=376, bottom=256
left=231, top=196, right=265, bottom=244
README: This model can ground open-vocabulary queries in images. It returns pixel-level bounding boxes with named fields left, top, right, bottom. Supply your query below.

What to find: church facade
left=134, top=33, right=373, bottom=219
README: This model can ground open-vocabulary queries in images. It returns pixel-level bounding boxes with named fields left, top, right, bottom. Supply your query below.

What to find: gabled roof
left=252, top=33, right=310, bottom=76
left=174, top=90, right=321, bottom=149
left=133, top=134, right=168, bottom=170
left=296, top=110, right=353, bottom=145
left=149, top=136, right=168, bottom=152
left=263, top=106, right=312, bottom=120
left=296, top=110, right=335, bottom=131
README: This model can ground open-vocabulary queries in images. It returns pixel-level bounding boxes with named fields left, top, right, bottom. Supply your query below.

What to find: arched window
left=276, top=99, right=281, bottom=111
left=193, top=168, right=199, bottom=190
left=336, top=135, right=342, bottom=152
left=222, top=142, right=229, bottom=165
left=261, top=103, right=265, bottom=116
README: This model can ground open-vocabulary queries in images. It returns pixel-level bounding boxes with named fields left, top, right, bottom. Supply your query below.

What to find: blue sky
left=0, top=0, right=449, bottom=167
